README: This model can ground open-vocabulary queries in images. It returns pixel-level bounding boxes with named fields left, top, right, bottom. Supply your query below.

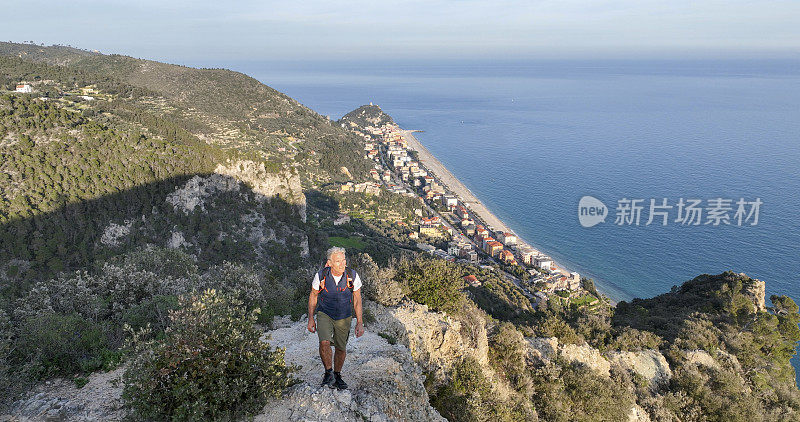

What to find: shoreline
left=401, top=130, right=511, bottom=234
left=401, top=129, right=621, bottom=303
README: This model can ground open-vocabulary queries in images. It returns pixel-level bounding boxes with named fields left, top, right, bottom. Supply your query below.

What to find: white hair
left=326, top=246, right=346, bottom=261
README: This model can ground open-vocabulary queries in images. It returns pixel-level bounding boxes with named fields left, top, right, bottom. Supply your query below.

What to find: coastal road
left=402, top=130, right=511, bottom=234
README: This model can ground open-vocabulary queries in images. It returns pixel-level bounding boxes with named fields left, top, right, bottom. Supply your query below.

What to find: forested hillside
left=0, top=42, right=373, bottom=185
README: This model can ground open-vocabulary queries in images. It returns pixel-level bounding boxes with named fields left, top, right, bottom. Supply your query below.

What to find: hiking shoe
left=322, top=370, right=335, bottom=388
left=334, top=372, right=348, bottom=390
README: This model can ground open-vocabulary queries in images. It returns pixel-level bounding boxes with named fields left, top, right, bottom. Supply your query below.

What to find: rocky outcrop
left=560, top=343, right=611, bottom=377
left=166, top=173, right=240, bottom=214
left=527, top=337, right=558, bottom=362
left=259, top=317, right=445, bottom=421
left=743, top=274, right=766, bottom=312
left=161, top=162, right=309, bottom=259
left=166, top=230, right=191, bottom=249
left=165, top=160, right=306, bottom=222
left=360, top=301, right=528, bottom=413
left=628, top=405, right=652, bottom=422
left=365, top=301, right=489, bottom=374
left=527, top=339, right=673, bottom=384
left=6, top=367, right=126, bottom=421
left=527, top=337, right=611, bottom=377
left=606, top=350, right=672, bottom=387
left=215, top=161, right=306, bottom=221
left=684, top=350, right=720, bottom=370
left=5, top=317, right=444, bottom=422
left=99, top=221, right=133, bottom=247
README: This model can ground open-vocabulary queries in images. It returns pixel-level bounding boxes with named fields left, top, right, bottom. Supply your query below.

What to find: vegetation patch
left=122, top=289, right=296, bottom=421
left=328, top=236, right=367, bottom=250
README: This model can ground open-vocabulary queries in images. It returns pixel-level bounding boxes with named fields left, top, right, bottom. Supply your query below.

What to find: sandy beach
left=402, top=129, right=578, bottom=280
left=402, top=130, right=511, bottom=233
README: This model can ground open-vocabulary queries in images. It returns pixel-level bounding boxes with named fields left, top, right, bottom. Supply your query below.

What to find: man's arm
left=307, top=288, right=319, bottom=333
left=353, top=289, right=365, bottom=337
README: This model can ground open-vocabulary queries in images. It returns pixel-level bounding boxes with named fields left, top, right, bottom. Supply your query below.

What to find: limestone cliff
left=527, top=336, right=672, bottom=386
left=363, top=300, right=524, bottom=412
left=366, top=300, right=489, bottom=374
left=214, top=160, right=307, bottom=222
left=98, top=159, right=310, bottom=262
left=165, top=160, right=306, bottom=222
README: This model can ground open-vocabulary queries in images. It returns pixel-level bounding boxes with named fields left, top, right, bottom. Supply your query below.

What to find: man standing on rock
left=307, top=246, right=365, bottom=390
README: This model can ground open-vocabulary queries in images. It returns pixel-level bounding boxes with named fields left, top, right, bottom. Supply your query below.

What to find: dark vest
left=317, top=266, right=356, bottom=320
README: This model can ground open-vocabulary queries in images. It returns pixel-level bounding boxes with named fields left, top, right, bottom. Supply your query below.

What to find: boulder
left=606, top=349, right=672, bottom=387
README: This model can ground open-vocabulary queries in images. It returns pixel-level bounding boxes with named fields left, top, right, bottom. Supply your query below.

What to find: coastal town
left=339, top=106, right=599, bottom=309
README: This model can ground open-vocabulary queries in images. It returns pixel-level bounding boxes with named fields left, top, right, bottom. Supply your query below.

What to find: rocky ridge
left=4, top=308, right=448, bottom=422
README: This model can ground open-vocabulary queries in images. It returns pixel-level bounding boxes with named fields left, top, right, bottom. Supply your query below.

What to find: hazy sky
left=4, top=0, right=800, bottom=62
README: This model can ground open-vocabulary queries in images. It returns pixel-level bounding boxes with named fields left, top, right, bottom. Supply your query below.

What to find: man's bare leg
left=319, top=340, right=332, bottom=370
left=334, top=348, right=346, bottom=372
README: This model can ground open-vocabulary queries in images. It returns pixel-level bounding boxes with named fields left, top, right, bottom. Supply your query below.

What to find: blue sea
left=211, top=58, right=800, bottom=377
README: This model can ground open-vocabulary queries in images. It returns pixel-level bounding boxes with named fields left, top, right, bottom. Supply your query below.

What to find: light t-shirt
left=312, top=271, right=362, bottom=291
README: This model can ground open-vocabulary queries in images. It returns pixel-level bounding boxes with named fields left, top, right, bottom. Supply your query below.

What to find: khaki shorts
left=316, top=311, right=352, bottom=351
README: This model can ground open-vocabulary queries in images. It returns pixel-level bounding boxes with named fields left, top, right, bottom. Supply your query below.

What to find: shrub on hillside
left=430, top=356, right=535, bottom=421
left=607, top=327, right=663, bottom=352
left=122, top=289, right=295, bottom=421
left=13, top=312, right=119, bottom=379
left=489, top=323, right=531, bottom=393
left=351, top=252, right=404, bottom=306
left=198, top=261, right=264, bottom=309
left=0, top=309, right=19, bottom=403
left=120, top=295, right=179, bottom=333
left=530, top=360, right=635, bottom=422
left=394, top=255, right=465, bottom=314
left=103, top=245, right=200, bottom=279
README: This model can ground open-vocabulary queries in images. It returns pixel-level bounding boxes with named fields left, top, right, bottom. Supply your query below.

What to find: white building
left=412, top=169, right=428, bottom=178
left=333, top=214, right=351, bottom=226
left=447, top=243, right=462, bottom=256
left=517, top=247, right=538, bottom=265
left=497, top=232, right=518, bottom=246
left=15, top=84, right=32, bottom=93
left=534, top=256, right=553, bottom=271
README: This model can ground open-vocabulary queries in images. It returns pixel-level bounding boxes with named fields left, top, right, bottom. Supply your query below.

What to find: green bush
left=351, top=252, right=404, bottom=306
left=430, top=357, right=493, bottom=421
left=14, top=312, right=118, bottom=378
left=430, top=357, right=534, bottom=421
left=489, top=323, right=531, bottom=393
left=0, top=309, right=18, bottom=402
left=395, top=255, right=465, bottom=314
left=530, top=360, right=634, bottom=422
left=607, top=327, right=663, bottom=351
left=122, top=289, right=295, bottom=421
left=120, top=294, right=179, bottom=333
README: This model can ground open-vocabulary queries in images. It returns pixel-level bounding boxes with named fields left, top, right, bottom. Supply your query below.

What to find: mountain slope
left=0, top=42, right=373, bottom=185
